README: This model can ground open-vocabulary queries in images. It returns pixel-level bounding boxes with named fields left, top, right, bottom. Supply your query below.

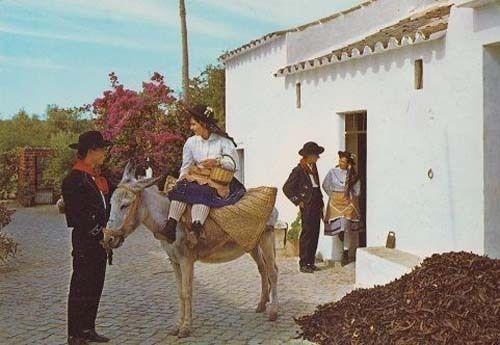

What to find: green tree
left=0, top=110, right=46, bottom=151
left=0, top=106, right=92, bottom=196
left=190, top=64, right=226, bottom=128
left=45, top=105, right=91, bottom=136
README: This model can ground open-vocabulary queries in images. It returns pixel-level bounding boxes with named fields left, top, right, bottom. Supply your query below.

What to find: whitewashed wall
left=225, top=3, right=500, bottom=259
left=286, top=0, right=450, bottom=64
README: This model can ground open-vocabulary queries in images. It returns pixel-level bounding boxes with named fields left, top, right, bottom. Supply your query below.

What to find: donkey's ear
left=121, top=160, right=137, bottom=182
left=135, top=175, right=163, bottom=190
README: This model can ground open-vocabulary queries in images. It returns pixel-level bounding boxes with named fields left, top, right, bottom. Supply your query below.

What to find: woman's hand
left=200, top=158, right=219, bottom=168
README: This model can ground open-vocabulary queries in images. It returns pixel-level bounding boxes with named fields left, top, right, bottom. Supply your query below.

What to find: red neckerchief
left=73, top=159, right=109, bottom=195
left=300, top=158, right=320, bottom=186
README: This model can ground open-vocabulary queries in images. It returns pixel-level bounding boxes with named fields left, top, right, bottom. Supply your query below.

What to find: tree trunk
left=179, top=0, right=190, bottom=103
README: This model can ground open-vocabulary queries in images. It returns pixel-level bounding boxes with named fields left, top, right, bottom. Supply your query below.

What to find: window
left=296, top=82, right=301, bottom=108
left=415, top=59, right=423, bottom=90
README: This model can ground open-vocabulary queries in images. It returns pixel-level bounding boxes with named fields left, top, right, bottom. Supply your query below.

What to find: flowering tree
left=93, top=72, right=190, bottom=182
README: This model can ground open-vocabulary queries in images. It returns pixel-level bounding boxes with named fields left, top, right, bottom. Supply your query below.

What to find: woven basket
left=210, top=154, right=236, bottom=185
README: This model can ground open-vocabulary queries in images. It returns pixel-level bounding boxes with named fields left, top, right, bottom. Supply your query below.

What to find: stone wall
left=17, top=147, right=54, bottom=207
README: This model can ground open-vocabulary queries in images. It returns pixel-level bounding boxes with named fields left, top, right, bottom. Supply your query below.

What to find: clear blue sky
left=0, top=0, right=359, bottom=119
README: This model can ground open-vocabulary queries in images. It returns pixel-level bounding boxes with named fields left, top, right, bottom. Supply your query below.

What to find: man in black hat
left=283, top=142, right=325, bottom=273
left=62, top=131, right=114, bottom=345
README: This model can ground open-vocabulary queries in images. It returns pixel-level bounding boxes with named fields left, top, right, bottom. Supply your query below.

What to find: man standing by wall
left=283, top=142, right=324, bottom=273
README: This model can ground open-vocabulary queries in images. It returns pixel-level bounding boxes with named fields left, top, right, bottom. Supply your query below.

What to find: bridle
left=104, top=184, right=143, bottom=249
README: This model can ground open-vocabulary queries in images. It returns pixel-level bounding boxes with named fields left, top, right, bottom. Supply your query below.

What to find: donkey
left=104, top=163, right=279, bottom=338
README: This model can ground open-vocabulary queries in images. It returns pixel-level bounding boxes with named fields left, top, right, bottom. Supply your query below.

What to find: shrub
left=0, top=149, right=18, bottom=198
left=0, top=203, right=17, bottom=262
left=287, top=212, right=302, bottom=241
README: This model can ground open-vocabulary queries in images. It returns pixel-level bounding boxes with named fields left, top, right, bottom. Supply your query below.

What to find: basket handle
left=220, top=154, right=237, bottom=171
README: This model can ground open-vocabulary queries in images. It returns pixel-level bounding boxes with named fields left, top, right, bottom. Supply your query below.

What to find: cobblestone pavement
left=0, top=205, right=355, bottom=345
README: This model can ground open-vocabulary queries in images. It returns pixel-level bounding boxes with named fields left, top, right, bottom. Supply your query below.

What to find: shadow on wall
left=282, top=39, right=447, bottom=90
left=473, top=4, right=500, bottom=33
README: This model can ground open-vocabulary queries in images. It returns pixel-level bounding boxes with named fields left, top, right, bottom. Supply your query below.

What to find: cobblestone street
left=0, top=205, right=355, bottom=345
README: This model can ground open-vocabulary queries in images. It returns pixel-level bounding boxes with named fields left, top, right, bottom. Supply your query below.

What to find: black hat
left=184, top=104, right=217, bottom=126
left=69, top=131, right=112, bottom=150
left=338, top=150, right=356, bottom=165
left=299, top=141, right=325, bottom=157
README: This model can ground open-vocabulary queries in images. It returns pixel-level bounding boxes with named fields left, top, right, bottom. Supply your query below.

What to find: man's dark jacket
left=62, top=168, right=115, bottom=337
left=282, top=164, right=324, bottom=208
left=62, top=170, right=112, bottom=245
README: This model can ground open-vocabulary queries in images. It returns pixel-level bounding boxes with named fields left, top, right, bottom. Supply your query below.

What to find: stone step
left=355, top=247, right=422, bottom=289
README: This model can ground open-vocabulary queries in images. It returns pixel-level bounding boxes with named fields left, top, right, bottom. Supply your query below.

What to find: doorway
left=344, top=111, right=367, bottom=247
left=483, top=43, right=500, bottom=258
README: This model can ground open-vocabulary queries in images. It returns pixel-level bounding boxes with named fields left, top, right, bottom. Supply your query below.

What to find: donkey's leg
left=167, top=261, right=184, bottom=336
left=259, top=230, right=279, bottom=321
left=178, top=258, right=194, bottom=338
left=250, top=247, right=270, bottom=313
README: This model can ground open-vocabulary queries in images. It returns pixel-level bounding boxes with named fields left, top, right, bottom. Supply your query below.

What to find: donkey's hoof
left=255, top=302, right=267, bottom=313
left=269, top=311, right=278, bottom=321
left=268, top=305, right=279, bottom=321
left=178, top=327, right=191, bottom=338
left=167, top=326, right=180, bottom=336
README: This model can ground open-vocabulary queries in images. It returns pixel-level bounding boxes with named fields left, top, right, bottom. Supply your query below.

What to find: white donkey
left=104, top=163, right=279, bottom=338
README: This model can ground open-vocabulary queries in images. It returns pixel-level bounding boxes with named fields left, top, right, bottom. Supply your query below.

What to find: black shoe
left=341, top=250, right=349, bottom=267
left=308, top=264, right=320, bottom=271
left=68, top=336, right=88, bottom=345
left=339, top=232, right=345, bottom=242
left=299, top=265, right=314, bottom=273
left=159, top=218, right=177, bottom=243
left=82, top=329, right=110, bottom=343
left=191, top=221, right=203, bottom=239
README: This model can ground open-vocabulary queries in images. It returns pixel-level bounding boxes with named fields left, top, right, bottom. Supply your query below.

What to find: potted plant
left=285, top=212, right=301, bottom=257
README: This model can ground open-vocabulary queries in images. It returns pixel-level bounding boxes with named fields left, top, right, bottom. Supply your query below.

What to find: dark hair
left=77, top=144, right=102, bottom=160
left=77, top=147, right=89, bottom=160
left=187, top=105, right=237, bottom=147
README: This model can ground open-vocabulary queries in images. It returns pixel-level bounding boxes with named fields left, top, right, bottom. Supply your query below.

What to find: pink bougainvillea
left=93, top=72, right=189, bottom=182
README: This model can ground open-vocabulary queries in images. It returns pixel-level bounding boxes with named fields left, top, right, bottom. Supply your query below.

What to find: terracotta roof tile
left=274, top=3, right=452, bottom=77
left=219, top=0, right=378, bottom=63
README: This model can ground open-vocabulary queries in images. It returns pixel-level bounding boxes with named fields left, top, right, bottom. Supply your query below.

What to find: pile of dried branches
left=296, top=252, right=500, bottom=345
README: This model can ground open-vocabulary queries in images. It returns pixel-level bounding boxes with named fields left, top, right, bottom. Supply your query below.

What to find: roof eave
left=219, top=0, right=379, bottom=64
left=219, top=33, right=284, bottom=64
left=274, top=30, right=447, bottom=77
left=456, top=0, right=498, bottom=8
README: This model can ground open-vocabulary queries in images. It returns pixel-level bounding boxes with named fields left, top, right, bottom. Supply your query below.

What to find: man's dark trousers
left=299, top=188, right=323, bottom=267
left=68, top=229, right=107, bottom=337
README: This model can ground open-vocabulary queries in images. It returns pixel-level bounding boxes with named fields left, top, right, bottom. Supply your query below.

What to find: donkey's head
left=105, top=161, right=162, bottom=248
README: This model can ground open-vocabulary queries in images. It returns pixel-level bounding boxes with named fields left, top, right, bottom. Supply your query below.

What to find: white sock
left=168, top=201, right=187, bottom=221
left=191, top=204, right=210, bottom=224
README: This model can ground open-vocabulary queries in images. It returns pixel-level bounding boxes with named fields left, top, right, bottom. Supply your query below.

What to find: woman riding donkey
left=158, top=105, right=246, bottom=243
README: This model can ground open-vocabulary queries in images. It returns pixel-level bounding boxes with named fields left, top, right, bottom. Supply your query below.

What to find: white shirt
left=179, top=133, right=240, bottom=178
left=322, top=167, right=361, bottom=196
left=307, top=164, right=319, bottom=188
left=92, top=176, right=107, bottom=207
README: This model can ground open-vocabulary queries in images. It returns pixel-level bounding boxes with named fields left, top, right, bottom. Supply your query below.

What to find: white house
left=221, top=0, right=500, bottom=286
